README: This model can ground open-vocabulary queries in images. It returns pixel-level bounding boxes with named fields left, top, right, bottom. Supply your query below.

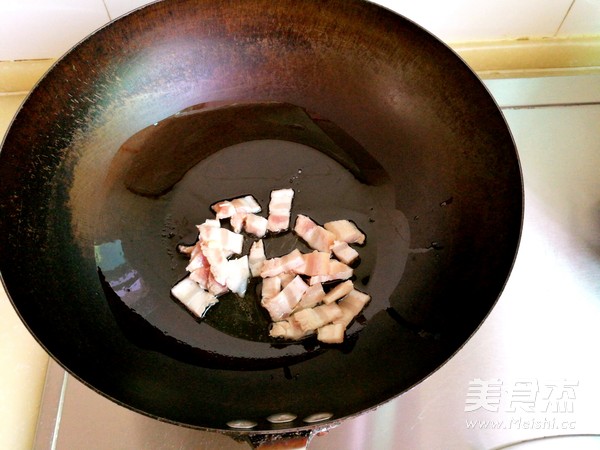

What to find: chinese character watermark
left=538, top=379, right=578, bottom=413
left=464, top=378, right=578, bottom=414
left=465, top=378, right=503, bottom=412
left=465, top=378, right=579, bottom=429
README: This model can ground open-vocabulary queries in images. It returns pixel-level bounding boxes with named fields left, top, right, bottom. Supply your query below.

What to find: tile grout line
left=49, top=372, right=69, bottom=450
left=501, top=101, right=600, bottom=110
left=554, top=0, right=576, bottom=36
left=0, top=91, right=29, bottom=97
left=101, top=0, right=113, bottom=21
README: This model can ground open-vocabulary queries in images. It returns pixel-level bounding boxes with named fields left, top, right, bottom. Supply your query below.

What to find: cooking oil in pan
left=97, top=101, right=410, bottom=358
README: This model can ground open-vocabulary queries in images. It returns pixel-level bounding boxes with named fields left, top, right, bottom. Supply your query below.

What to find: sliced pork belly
left=197, top=224, right=222, bottom=246
left=171, top=277, right=219, bottom=318
left=177, top=243, right=196, bottom=255
left=322, top=280, right=354, bottom=304
left=317, top=323, right=345, bottom=344
left=211, top=200, right=237, bottom=219
left=206, top=273, right=229, bottom=297
left=267, top=188, right=294, bottom=233
left=324, top=219, right=365, bottom=245
left=292, top=302, right=344, bottom=333
left=211, top=195, right=261, bottom=219
left=189, top=264, right=229, bottom=297
left=334, top=289, right=371, bottom=328
left=277, top=272, right=296, bottom=288
left=248, top=239, right=266, bottom=277
left=177, top=236, right=206, bottom=260
left=293, top=214, right=335, bottom=252
left=293, top=251, right=331, bottom=276
left=185, top=250, right=209, bottom=272
left=198, top=225, right=244, bottom=256
left=260, top=248, right=304, bottom=278
left=244, top=213, right=269, bottom=238
left=261, top=276, right=282, bottom=300
left=197, top=218, right=221, bottom=231
left=188, top=240, right=205, bottom=260
left=231, top=195, right=262, bottom=213
left=175, top=187, right=371, bottom=344
left=309, top=259, right=353, bottom=285
left=229, top=211, right=268, bottom=236
left=193, top=254, right=249, bottom=297
left=261, top=275, right=309, bottom=321
left=294, top=283, right=326, bottom=311
left=270, top=319, right=313, bottom=340
left=225, top=256, right=250, bottom=297
left=229, top=212, right=246, bottom=233
left=188, top=265, right=210, bottom=288
left=202, top=247, right=230, bottom=286
left=331, top=240, right=360, bottom=265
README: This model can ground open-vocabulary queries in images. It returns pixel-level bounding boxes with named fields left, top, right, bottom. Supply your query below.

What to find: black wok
left=0, top=0, right=522, bottom=447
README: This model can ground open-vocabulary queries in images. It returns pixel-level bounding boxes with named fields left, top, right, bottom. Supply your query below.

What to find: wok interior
left=97, top=100, right=404, bottom=357
left=0, top=0, right=522, bottom=432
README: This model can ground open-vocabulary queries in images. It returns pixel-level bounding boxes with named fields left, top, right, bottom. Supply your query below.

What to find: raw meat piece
left=270, top=320, right=313, bottom=340
left=308, top=259, right=353, bottom=285
left=261, top=276, right=282, bottom=300
left=229, top=212, right=246, bottom=233
left=202, top=247, right=230, bottom=286
left=331, top=240, right=360, bottom=265
left=324, top=220, right=365, bottom=245
left=248, top=239, right=266, bottom=277
left=292, top=303, right=343, bottom=332
left=334, top=289, right=371, bottom=328
left=322, top=280, right=354, bottom=304
left=261, top=275, right=309, bottom=321
left=185, top=251, right=209, bottom=272
left=260, top=249, right=305, bottom=278
left=211, top=200, right=237, bottom=219
left=267, top=188, right=294, bottom=232
left=205, top=273, right=229, bottom=297
left=317, top=323, right=345, bottom=344
left=198, top=225, right=243, bottom=256
left=294, top=283, right=326, bottom=311
left=277, top=272, right=295, bottom=288
left=211, top=195, right=261, bottom=219
left=293, top=251, right=331, bottom=277
left=293, top=214, right=335, bottom=252
left=171, top=277, right=219, bottom=318
left=225, top=256, right=250, bottom=297
left=244, top=213, right=268, bottom=238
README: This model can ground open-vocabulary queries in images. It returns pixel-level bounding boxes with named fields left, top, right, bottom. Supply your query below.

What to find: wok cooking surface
left=97, top=101, right=404, bottom=359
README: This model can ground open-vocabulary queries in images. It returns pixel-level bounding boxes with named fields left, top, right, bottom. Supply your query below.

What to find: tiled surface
left=0, top=60, right=54, bottom=92
left=0, top=286, right=48, bottom=450
left=558, top=0, right=600, bottom=37
left=484, top=74, right=600, bottom=106
left=0, top=92, right=49, bottom=450
left=374, top=0, right=574, bottom=41
left=0, top=0, right=109, bottom=61
left=0, top=94, right=26, bottom=133
left=1, top=0, right=600, bottom=61
left=103, top=0, right=153, bottom=19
